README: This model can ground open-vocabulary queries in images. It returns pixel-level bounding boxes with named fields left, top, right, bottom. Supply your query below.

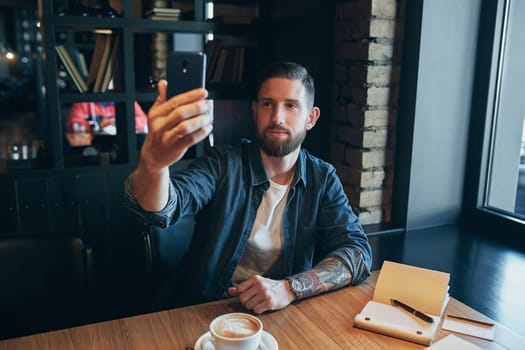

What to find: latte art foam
left=213, top=316, right=259, bottom=338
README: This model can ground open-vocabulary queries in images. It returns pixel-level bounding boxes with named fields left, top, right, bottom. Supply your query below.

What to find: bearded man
left=125, top=61, right=372, bottom=312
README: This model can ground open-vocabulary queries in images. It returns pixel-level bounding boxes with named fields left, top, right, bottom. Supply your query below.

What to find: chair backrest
left=140, top=216, right=195, bottom=311
left=143, top=215, right=195, bottom=279
left=0, top=235, right=92, bottom=304
left=0, top=235, right=93, bottom=338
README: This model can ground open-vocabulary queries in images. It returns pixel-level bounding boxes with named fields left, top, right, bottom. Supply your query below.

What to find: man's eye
left=287, top=103, right=298, bottom=109
left=262, top=101, right=272, bottom=107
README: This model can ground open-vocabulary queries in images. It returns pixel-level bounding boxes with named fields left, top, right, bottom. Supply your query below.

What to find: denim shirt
left=125, top=142, right=372, bottom=303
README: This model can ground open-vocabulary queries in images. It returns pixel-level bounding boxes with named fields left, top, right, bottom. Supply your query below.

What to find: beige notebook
left=354, top=261, right=450, bottom=345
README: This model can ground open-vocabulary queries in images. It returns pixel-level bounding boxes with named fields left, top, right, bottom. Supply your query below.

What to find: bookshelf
left=0, top=0, right=335, bottom=241
left=40, top=0, right=263, bottom=169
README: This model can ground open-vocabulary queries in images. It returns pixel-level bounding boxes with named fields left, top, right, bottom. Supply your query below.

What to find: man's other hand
left=227, top=275, right=296, bottom=314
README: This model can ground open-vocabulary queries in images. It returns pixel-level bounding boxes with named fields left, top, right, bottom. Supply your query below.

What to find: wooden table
left=1, top=272, right=523, bottom=349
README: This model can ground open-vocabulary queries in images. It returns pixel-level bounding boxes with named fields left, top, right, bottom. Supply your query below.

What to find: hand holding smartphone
left=167, top=51, right=206, bottom=97
left=167, top=51, right=213, bottom=146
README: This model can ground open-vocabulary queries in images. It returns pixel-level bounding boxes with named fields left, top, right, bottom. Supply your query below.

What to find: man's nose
left=271, top=105, right=285, bottom=124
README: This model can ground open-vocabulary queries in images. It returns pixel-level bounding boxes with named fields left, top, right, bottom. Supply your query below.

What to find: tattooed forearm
left=291, top=256, right=352, bottom=300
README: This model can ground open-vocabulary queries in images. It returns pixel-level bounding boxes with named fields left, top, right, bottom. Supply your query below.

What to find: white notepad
left=442, top=315, right=495, bottom=340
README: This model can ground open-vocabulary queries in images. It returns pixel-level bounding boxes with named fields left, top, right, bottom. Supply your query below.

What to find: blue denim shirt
left=125, top=142, right=372, bottom=303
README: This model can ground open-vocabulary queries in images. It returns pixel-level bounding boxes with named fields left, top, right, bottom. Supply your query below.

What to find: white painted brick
left=360, top=169, right=386, bottom=187
left=367, top=65, right=393, bottom=85
left=358, top=206, right=384, bottom=225
left=366, top=87, right=391, bottom=106
left=339, top=166, right=386, bottom=188
left=369, top=42, right=394, bottom=61
left=345, top=148, right=394, bottom=168
left=362, top=127, right=388, bottom=148
left=339, top=124, right=390, bottom=148
left=331, top=0, right=404, bottom=226
left=345, top=187, right=385, bottom=207
left=370, top=19, right=396, bottom=38
left=363, top=110, right=392, bottom=127
left=371, top=0, right=397, bottom=19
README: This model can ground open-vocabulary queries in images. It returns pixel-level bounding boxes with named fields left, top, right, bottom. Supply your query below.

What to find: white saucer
left=194, top=330, right=278, bottom=350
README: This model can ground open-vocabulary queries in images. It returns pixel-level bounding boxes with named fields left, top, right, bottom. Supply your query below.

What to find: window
left=0, top=4, right=45, bottom=171
left=464, top=0, right=525, bottom=236
left=484, top=0, right=525, bottom=220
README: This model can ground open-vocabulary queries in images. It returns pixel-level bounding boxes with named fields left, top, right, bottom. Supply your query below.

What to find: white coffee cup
left=200, top=312, right=263, bottom=350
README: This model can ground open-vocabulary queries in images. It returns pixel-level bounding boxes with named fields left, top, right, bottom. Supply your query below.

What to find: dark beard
left=256, top=124, right=306, bottom=157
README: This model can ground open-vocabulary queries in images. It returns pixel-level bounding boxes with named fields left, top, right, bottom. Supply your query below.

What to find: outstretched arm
left=130, top=80, right=213, bottom=212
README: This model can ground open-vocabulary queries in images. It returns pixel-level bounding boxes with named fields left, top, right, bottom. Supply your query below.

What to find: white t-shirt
left=232, top=180, right=290, bottom=283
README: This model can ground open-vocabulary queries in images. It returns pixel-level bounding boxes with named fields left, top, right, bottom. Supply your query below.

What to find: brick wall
left=331, top=0, right=405, bottom=225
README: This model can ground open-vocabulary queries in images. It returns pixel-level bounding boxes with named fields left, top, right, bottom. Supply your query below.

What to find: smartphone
left=167, top=51, right=213, bottom=146
left=167, top=51, right=207, bottom=98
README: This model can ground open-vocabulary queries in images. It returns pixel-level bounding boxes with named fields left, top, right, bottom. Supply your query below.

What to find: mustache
left=266, top=124, right=290, bottom=133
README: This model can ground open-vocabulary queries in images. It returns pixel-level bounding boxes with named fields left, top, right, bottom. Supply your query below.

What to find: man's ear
left=306, top=107, right=321, bottom=130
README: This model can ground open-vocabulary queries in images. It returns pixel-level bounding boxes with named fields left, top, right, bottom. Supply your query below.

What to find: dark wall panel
left=0, top=179, right=17, bottom=234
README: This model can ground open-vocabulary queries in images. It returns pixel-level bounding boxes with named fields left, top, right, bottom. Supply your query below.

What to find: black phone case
left=167, top=52, right=206, bottom=98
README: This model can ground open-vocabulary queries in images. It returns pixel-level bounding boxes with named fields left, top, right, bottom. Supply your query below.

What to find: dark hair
left=255, top=62, right=315, bottom=107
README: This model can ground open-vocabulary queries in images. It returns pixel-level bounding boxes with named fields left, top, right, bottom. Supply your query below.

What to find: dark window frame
left=462, top=0, right=525, bottom=247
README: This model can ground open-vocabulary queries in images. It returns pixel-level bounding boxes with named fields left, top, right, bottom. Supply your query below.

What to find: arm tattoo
left=292, top=256, right=352, bottom=300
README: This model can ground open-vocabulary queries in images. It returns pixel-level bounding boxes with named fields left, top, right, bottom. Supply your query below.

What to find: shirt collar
left=245, top=142, right=307, bottom=188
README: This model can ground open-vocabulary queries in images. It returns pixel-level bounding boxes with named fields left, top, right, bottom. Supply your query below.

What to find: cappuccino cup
left=200, top=313, right=263, bottom=350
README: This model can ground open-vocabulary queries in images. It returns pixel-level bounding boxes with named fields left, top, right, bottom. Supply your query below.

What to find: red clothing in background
left=67, top=101, right=148, bottom=134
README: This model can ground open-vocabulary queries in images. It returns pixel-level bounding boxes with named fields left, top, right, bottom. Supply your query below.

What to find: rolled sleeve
left=123, top=175, right=178, bottom=228
left=317, top=164, right=372, bottom=285
left=328, top=246, right=371, bottom=285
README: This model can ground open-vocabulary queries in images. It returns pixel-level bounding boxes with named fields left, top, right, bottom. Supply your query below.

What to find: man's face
left=253, top=78, right=318, bottom=157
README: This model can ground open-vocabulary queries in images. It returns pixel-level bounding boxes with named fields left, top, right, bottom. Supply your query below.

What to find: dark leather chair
left=0, top=235, right=93, bottom=339
left=142, top=215, right=195, bottom=310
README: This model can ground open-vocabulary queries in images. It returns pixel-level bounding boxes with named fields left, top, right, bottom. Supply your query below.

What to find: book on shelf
left=93, top=35, right=114, bottom=93
left=151, top=32, right=169, bottom=81
left=211, top=47, right=228, bottom=82
left=99, top=35, right=121, bottom=93
left=205, top=37, right=256, bottom=83
left=232, top=46, right=245, bottom=82
left=145, top=8, right=181, bottom=16
left=205, top=39, right=222, bottom=81
left=353, top=261, right=450, bottom=346
left=147, top=15, right=180, bottom=21
left=74, top=50, right=89, bottom=79
left=221, top=47, right=237, bottom=82
left=55, top=45, right=88, bottom=92
left=87, top=34, right=108, bottom=89
left=146, top=8, right=180, bottom=20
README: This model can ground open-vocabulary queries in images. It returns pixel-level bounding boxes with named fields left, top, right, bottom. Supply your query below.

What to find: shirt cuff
left=123, top=174, right=177, bottom=228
